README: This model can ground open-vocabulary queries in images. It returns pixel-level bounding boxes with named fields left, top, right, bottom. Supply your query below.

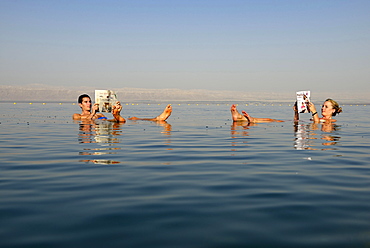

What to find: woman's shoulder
left=320, top=118, right=336, bottom=123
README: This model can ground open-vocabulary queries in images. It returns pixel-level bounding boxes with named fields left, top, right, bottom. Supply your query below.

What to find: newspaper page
left=296, top=90, right=311, bottom=113
left=94, top=90, right=118, bottom=113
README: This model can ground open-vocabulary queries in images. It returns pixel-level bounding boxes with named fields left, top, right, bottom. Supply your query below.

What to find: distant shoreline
left=1, top=84, right=368, bottom=104
left=1, top=100, right=368, bottom=106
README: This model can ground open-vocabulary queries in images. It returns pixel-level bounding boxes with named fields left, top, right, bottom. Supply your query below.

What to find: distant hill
left=0, top=84, right=367, bottom=104
left=0, top=84, right=290, bottom=102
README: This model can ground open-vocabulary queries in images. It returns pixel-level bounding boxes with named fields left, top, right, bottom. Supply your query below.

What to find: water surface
left=1, top=101, right=369, bottom=248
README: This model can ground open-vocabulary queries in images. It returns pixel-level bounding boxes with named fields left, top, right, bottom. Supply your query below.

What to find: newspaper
left=296, top=91, right=311, bottom=113
left=94, top=90, right=118, bottom=113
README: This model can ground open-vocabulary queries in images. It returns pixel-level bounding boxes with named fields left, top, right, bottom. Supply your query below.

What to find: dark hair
left=78, top=94, right=91, bottom=104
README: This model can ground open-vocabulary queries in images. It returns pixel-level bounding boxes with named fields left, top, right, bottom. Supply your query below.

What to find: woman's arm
left=293, top=102, right=299, bottom=122
left=308, top=102, right=320, bottom=123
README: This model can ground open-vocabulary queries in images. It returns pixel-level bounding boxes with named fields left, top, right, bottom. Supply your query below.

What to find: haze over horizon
left=1, top=84, right=368, bottom=104
left=1, top=1, right=369, bottom=97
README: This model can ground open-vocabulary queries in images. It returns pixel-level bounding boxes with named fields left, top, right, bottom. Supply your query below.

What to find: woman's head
left=322, top=98, right=342, bottom=117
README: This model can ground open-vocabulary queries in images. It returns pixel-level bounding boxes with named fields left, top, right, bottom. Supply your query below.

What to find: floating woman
left=294, top=98, right=342, bottom=123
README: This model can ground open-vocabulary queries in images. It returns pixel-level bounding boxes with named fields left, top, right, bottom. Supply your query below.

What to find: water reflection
left=230, top=121, right=255, bottom=138
left=229, top=120, right=341, bottom=152
left=76, top=119, right=172, bottom=164
left=158, top=121, right=173, bottom=150
left=293, top=121, right=341, bottom=150
left=156, top=121, right=172, bottom=136
left=129, top=120, right=173, bottom=151
left=77, top=120, right=123, bottom=144
left=76, top=120, right=123, bottom=164
left=229, top=121, right=256, bottom=156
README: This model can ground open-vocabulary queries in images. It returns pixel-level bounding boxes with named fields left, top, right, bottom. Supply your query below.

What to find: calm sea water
left=1, top=101, right=369, bottom=248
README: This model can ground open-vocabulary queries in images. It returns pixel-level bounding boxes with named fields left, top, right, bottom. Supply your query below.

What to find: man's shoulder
left=72, top=113, right=81, bottom=120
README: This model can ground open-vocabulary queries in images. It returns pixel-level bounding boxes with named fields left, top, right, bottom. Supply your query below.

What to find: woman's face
left=321, top=101, right=335, bottom=117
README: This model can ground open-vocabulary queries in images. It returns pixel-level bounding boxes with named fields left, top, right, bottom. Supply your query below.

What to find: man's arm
left=72, top=104, right=105, bottom=120
left=110, top=102, right=126, bottom=123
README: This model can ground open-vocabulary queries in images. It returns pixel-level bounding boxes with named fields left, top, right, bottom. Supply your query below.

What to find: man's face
left=79, top=97, right=92, bottom=111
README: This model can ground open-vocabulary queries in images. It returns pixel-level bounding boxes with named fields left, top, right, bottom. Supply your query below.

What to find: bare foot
left=129, top=104, right=172, bottom=121
left=231, top=104, right=283, bottom=123
left=241, top=110, right=254, bottom=122
left=153, top=104, right=172, bottom=121
left=231, top=104, right=249, bottom=122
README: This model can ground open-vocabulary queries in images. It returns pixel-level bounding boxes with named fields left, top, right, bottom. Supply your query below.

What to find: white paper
left=296, top=91, right=311, bottom=113
left=94, top=90, right=118, bottom=113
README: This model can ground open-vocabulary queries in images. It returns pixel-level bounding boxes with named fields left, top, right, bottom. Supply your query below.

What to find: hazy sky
left=1, top=0, right=369, bottom=93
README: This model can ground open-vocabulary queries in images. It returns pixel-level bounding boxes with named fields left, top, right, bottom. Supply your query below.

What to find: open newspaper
left=94, top=90, right=118, bottom=113
left=296, top=90, right=311, bottom=113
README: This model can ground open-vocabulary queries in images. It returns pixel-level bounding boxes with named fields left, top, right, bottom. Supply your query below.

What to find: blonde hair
left=325, top=98, right=342, bottom=116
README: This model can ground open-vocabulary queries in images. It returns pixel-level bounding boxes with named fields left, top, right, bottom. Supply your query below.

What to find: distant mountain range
left=0, top=84, right=367, bottom=104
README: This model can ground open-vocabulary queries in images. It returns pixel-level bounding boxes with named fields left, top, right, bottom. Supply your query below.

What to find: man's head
left=78, top=94, right=92, bottom=111
left=78, top=94, right=91, bottom=104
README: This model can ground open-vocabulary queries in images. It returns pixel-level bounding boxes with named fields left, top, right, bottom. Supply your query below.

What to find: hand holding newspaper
left=296, top=91, right=311, bottom=113
left=94, top=90, right=118, bottom=113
